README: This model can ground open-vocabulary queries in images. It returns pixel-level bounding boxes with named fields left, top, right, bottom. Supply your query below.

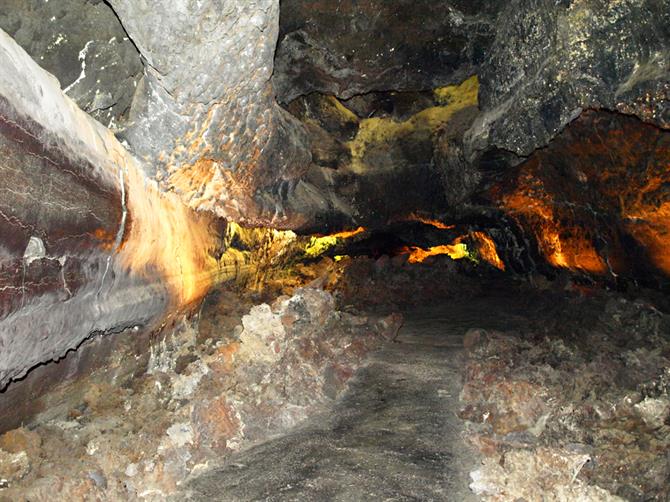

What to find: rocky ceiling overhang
left=2, top=0, right=667, bottom=230
left=0, top=0, right=669, bottom=388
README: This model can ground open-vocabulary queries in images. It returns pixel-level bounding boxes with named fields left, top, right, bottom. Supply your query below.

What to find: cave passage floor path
left=183, top=291, right=527, bottom=501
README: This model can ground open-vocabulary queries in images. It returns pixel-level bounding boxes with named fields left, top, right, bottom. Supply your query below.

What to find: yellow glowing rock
left=402, top=243, right=470, bottom=264
left=347, top=76, right=479, bottom=174
left=305, top=235, right=339, bottom=258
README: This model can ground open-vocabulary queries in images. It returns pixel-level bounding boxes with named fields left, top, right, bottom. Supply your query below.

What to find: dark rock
left=0, top=30, right=231, bottom=389
left=342, top=91, right=437, bottom=122
left=284, top=76, right=483, bottom=229
left=0, top=0, right=141, bottom=126
left=274, top=0, right=501, bottom=103
left=493, top=110, right=670, bottom=286
left=302, top=122, right=351, bottom=170
left=466, top=0, right=670, bottom=159
left=434, top=106, right=481, bottom=206
left=286, top=93, right=359, bottom=140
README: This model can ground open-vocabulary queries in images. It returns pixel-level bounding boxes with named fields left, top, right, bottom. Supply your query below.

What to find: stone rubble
left=460, top=290, right=670, bottom=501
left=0, top=287, right=401, bottom=501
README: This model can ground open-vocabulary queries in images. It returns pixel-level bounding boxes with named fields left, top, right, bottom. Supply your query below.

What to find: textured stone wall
left=107, top=0, right=312, bottom=227
left=465, top=0, right=670, bottom=159
left=0, top=0, right=142, bottom=127
left=493, top=110, right=670, bottom=286
left=0, top=29, right=232, bottom=389
left=274, top=0, right=501, bottom=103
left=0, top=1, right=321, bottom=229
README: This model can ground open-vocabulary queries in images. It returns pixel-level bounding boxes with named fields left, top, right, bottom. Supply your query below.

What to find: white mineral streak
left=63, top=40, right=93, bottom=94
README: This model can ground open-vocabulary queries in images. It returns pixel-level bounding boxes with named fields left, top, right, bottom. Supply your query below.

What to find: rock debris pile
left=460, top=291, right=670, bottom=501
left=0, top=287, right=400, bottom=501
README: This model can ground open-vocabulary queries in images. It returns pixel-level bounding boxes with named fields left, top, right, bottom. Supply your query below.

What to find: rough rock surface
left=283, top=76, right=483, bottom=229
left=107, top=0, right=312, bottom=227
left=0, top=29, right=230, bottom=389
left=466, top=0, right=670, bottom=159
left=276, top=0, right=669, bottom=176
left=184, top=303, right=478, bottom=501
left=274, top=0, right=501, bottom=102
left=0, top=287, right=400, bottom=500
left=0, top=0, right=141, bottom=126
left=460, top=286, right=670, bottom=500
left=493, top=109, right=670, bottom=286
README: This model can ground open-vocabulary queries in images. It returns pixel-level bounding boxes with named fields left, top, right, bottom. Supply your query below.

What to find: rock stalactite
left=107, top=0, right=313, bottom=227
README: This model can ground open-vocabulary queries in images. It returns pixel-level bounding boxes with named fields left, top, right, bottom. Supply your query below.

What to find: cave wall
left=0, top=0, right=339, bottom=231
left=1, top=0, right=669, bottom=391
left=283, top=77, right=483, bottom=231
left=275, top=0, right=669, bottom=160
left=0, top=0, right=142, bottom=127
left=0, top=30, right=233, bottom=389
left=274, top=0, right=669, bottom=284
left=274, top=0, right=501, bottom=102
left=0, top=0, right=344, bottom=390
left=465, top=0, right=669, bottom=159
left=106, top=0, right=316, bottom=228
left=494, top=110, right=670, bottom=286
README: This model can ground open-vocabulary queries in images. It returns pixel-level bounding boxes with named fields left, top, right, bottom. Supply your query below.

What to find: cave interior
left=0, top=0, right=669, bottom=500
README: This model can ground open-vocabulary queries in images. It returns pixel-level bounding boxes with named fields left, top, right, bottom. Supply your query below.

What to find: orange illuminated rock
left=469, top=232, right=505, bottom=271
left=401, top=213, right=455, bottom=230
left=193, top=396, right=241, bottom=451
left=0, top=28, right=238, bottom=389
left=325, top=226, right=366, bottom=239
left=496, top=110, right=669, bottom=281
left=501, top=180, right=608, bottom=275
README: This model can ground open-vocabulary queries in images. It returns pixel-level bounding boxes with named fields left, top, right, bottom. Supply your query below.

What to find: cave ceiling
left=2, top=0, right=666, bottom=229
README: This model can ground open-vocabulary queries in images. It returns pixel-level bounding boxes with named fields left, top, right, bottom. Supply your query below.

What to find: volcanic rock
left=0, top=0, right=141, bottom=126
left=466, top=0, right=670, bottom=159
left=274, top=0, right=501, bottom=102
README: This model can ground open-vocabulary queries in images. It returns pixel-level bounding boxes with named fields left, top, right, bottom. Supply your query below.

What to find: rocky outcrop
left=0, top=0, right=141, bottom=127
left=0, top=29, right=234, bottom=389
left=274, top=0, right=501, bottom=103
left=274, top=0, right=668, bottom=249
left=466, top=0, right=670, bottom=159
left=0, top=287, right=401, bottom=499
left=107, top=0, right=313, bottom=227
left=493, top=110, right=670, bottom=286
left=461, top=290, right=670, bottom=500
left=284, top=77, right=482, bottom=230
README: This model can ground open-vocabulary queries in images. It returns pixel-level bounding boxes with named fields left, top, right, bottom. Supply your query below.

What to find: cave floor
left=182, top=290, right=529, bottom=501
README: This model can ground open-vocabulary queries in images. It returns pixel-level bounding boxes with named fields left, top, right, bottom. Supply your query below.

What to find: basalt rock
left=466, top=0, right=670, bottom=159
left=274, top=0, right=501, bottom=103
left=460, top=289, right=670, bottom=500
left=493, top=110, right=670, bottom=286
left=0, top=287, right=402, bottom=500
left=0, top=0, right=141, bottom=127
left=284, top=77, right=483, bottom=230
left=107, top=0, right=313, bottom=228
left=0, top=29, right=235, bottom=389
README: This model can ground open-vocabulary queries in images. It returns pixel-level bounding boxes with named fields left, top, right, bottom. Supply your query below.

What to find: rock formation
left=0, top=0, right=669, bottom=436
left=274, top=0, right=502, bottom=102
left=466, top=0, right=670, bottom=160
left=106, top=0, right=315, bottom=227
left=0, top=29, right=229, bottom=389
